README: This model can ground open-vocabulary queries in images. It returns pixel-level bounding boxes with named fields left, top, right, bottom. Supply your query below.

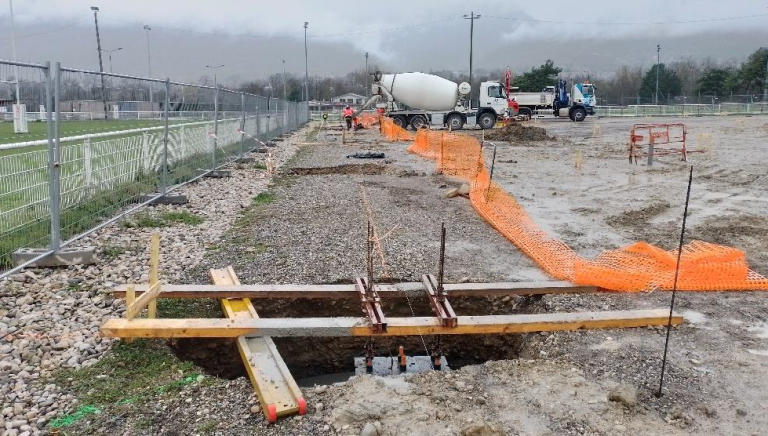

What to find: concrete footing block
left=12, top=247, right=97, bottom=268
left=141, top=193, right=189, bottom=205
left=235, top=157, right=256, bottom=163
left=196, top=169, right=233, bottom=178
left=204, top=170, right=232, bottom=178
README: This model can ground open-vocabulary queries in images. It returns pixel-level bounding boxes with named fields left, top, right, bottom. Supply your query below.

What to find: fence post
left=50, top=62, right=62, bottom=251
left=180, top=124, right=186, bottom=154
left=240, top=93, right=246, bottom=156
left=141, top=130, right=150, bottom=172
left=83, top=138, right=93, bottom=192
left=255, top=100, right=261, bottom=143
left=162, top=78, right=170, bottom=195
left=647, top=137, right=655, bottom=167
left=213, top=84, right=219, bottom=171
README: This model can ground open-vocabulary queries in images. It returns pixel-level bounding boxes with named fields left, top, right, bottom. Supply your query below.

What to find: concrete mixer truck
left=369, top=72, right=518, bottom=130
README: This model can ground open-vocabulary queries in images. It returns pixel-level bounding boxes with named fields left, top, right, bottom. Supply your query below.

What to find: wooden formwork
left=104, top=234, right=683, bottom=423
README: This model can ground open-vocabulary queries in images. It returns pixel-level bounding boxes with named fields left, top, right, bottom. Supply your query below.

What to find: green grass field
left=0, top=119, right=178, bottom=157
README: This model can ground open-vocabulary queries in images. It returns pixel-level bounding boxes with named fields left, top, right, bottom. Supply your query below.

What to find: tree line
left=220, top=47, right=767, bottom=106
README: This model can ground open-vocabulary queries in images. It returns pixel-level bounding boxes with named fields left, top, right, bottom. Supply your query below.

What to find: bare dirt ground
left=51, top=116, right=768, bottom=436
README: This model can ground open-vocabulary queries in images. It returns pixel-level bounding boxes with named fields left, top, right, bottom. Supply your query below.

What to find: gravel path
left=207, top=127, right=544, bottom=287
left=0, top=127, right=308, bottom=436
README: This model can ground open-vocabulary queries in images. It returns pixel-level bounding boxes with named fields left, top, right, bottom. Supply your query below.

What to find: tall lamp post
left=463, top=12, right=481, bottom=101
left=143, top=25, right=154, bottom=106
left=104, top=47, right=122, bottom=73
left=90, top=6, right=108, bottom=120
left=8, top=0, right=20, bottom=104
left=303, top=21, right=309, bottom=104
left=655, top=44, right=661, bottom=105
left=282, top=59, right=287, bottom=101
left=365, top=52, right=369, bottom=98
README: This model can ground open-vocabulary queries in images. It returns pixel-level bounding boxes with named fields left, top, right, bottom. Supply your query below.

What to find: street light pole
left=282, top=59, right=287, bottom=101
left=655, top=44, right=661, bottom=105
left=90, top=6, right=108, bottom=120
left=105, top=47, right=122, bottom=73
left=304, top=21, right=309, bottom=104
left=764, top=55, right=768, bottom=102
left=365, top=52, right=369, bottom=98
left=9, top=0, right=20, bottom=104
left=463, top=11, right=481, bottom=102
left=143, top=25, right=154, bottom=107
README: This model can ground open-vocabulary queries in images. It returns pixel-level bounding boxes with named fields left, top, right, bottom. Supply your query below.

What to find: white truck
left=509, top=86, right=555, bottom=117
left=370, top=72, right=519, bottom=130
left=510, top=81, right=596, bottom=121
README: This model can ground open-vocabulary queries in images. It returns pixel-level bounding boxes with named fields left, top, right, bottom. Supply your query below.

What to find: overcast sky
left=1, top=0, right=767, bottom=84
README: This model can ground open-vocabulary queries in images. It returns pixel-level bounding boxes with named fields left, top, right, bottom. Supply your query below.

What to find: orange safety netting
left=383, top=120, right=768, bottom=292
left=380, top=117, right=415, bottom=142
left=359, top=111, right=382, bottom=128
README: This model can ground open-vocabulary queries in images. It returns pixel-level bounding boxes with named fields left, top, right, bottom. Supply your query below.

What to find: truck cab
left=575, top=83, right=597, bottom=114
left=477, top=81, right=517, bottom=128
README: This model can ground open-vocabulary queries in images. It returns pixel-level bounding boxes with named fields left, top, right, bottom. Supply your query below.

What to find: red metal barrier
left=629, top=123, right=693, bottom=164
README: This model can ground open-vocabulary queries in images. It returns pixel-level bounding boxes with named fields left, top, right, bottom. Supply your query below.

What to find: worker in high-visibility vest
left=343, top=105, right=353, bottom=130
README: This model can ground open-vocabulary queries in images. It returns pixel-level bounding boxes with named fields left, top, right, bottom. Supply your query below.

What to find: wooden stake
left=148, top=232, right=160, bottom=319
left=125, top=285, right=136, bottom=343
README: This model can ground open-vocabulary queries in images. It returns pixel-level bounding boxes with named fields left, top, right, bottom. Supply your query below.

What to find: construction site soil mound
left=485, top=122, right=553, bottom=143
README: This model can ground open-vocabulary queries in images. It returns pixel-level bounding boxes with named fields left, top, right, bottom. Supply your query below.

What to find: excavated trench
left=169, top=291, right=542, bottom=380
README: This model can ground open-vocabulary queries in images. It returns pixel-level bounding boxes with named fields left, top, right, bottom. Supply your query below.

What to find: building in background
left=309, top=92, right=366, bottom=113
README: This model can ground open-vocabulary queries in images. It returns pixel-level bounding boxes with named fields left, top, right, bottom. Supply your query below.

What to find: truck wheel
left=478, top=112, right=496, bottom=129
left=410, top=114, right=428, bottom=130
left=571, top=107, right=587, bottom=122
left=519, top=107, right=532, bottom=117
left=392, top=116, right=407, bottom=128
left=446, top=114, right=464, bottom=130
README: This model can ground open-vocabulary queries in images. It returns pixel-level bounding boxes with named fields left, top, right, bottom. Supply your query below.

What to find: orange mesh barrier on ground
left=359, top=111, right=381, bottom=128
left=397, top=125, right=768, bottom=292
left=381, top=117, right=415, bottom=142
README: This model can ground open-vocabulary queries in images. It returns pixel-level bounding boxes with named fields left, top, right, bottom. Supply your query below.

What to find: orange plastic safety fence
left=359, top=111, right=381, bottom=128
left=404, top=129, right=768, bottom=292
left=380, top=117, right=415, bottom=142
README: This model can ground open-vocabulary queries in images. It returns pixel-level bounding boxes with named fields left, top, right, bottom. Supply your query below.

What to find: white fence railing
left=595, top=103, right=768, bottom=117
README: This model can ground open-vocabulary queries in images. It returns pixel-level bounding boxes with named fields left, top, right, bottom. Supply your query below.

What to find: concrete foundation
left=12, top=247, right=97, bottom=268
left=196, top=169, right=232, bottom=178
left=141, top=193, right=189, bottom=205
left=235, top=157, right=256, bottom=163
left=205, top=170, right=232, bottom=178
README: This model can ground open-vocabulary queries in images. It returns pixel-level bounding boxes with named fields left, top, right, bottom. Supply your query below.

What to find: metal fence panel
left=0, top=61, right=53, bottom=270
left=0, top=58, right=310, bottom=276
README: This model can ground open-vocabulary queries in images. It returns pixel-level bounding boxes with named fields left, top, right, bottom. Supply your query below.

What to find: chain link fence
left=0, top=59, right=309, bottom=277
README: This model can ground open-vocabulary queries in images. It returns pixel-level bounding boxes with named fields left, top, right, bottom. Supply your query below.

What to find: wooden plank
left=113, top=281, right=598, bottom=299
left=212, top=267, right=304, bottom=423
left=125, top=282, right=161, bottom=320
left=100, top=309, right=682, bottom=338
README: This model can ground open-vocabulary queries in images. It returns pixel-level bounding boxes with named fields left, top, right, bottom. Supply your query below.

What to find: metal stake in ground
left=367, top=221, right=374, bottom=293
left=656, top=165, right=694, bottom=398
left=438, top=222, right=446, bottom=294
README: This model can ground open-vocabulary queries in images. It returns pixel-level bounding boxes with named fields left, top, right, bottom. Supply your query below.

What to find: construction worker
left=343, top=105, right=353, bottom=130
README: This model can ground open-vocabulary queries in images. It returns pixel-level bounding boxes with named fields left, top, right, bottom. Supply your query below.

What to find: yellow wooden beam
left=211, top=267, right=305, bottom=423
left=101, top=309, right=682, bottom=339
